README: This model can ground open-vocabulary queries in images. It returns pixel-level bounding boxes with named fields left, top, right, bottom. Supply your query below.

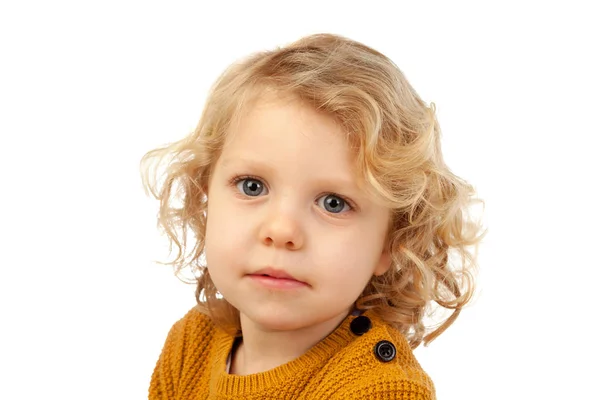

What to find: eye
left=235, top=178, right=268, bottom=197
left=317, top=194, right=351, bottom=214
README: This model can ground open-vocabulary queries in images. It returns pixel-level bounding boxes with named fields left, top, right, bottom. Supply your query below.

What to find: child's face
left=204, top=95, right=391, bottom=331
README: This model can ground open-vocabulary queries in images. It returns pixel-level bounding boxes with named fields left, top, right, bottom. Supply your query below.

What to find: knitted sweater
left=149, top=307, right=435, bottom=399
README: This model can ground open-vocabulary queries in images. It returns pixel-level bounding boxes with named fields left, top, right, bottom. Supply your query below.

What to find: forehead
left=223, top=94, right=351, bottom=160
left=227, top=90, right=343, bottom=140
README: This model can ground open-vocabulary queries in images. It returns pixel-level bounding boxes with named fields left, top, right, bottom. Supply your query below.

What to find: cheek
left=204, top=197, right=254, bottom=266
left=313, top=229, right=384, bottom=281
left=204, top=197, right=229, bottom=266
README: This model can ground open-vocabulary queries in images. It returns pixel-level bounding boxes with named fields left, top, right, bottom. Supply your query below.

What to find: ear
left=202, top=173, right=212, bottom=196
left=373, top=249, right=392, bottom=276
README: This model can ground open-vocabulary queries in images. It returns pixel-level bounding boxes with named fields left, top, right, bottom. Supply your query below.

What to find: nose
left=258, top=200, right=304, bottom=250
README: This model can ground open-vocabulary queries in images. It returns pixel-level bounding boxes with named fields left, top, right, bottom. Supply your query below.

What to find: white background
left=1, top=1, right=598, bottom=399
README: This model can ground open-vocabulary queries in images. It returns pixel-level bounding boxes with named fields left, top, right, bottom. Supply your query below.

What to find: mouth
left=250, top=267, right=306, bottom=284
left=247, top=272, right=309, bottom=290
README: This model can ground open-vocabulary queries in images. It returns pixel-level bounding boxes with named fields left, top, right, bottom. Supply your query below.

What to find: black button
left=350, top=316, right=372, bottom=336
left=374, top=340, right=396, bottom=362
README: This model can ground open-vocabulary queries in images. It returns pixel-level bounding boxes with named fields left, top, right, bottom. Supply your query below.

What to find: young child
left=141, top=33, right=484, bottom=399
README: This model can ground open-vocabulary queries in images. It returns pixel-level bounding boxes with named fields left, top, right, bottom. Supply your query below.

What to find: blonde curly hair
left=141, top=33, right=485, bottom=348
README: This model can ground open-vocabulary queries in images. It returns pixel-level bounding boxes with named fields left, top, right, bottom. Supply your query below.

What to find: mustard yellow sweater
left=149, top=307, right=435, bottom=399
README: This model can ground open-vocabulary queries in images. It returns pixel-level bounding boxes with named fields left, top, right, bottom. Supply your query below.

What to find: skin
left=204, top=94, right=391, bottom=375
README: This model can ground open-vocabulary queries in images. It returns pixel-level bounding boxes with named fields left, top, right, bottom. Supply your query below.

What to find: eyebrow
left=220, top=157, right=277, bottom=173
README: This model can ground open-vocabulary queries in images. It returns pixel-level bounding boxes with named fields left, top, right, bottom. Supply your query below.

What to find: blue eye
left=317, top=194, right=350, bottom=213
left=236, top=178, right=267, bottom=197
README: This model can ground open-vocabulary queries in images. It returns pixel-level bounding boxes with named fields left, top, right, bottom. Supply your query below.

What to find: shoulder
left=171, top=305, right=214, bottom=331
left=334, top=366, right=434, bottom=399
left=160, top=305, right=217, bottom=357
left=331, top=311, right=435, bottom=399
left=150, top=306, right=220, bottom=399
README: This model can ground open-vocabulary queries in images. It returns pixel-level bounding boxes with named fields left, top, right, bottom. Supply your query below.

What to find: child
left=141, top=33, right=484, bottom=399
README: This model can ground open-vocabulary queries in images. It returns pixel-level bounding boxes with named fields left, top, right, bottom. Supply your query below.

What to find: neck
left=230, top=310, right=351, bottom=376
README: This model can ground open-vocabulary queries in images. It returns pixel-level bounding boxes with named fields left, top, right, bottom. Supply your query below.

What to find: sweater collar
left=210, top=310, right=375, bottom=396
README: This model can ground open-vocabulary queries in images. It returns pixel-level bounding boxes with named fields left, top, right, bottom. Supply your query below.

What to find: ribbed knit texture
left=149, top=307, right=435, bottom=399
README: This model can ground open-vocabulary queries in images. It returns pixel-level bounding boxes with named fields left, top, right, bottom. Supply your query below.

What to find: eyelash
left=228, top=175, right=356, bottom=213
left=229, top=174, right=266, bottom=193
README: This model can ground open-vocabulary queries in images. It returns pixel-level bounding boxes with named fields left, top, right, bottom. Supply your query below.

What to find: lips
left=251, top=267, right=305, bottom=283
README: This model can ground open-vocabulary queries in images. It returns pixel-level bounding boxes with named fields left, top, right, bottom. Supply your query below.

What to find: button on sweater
left=149, top=307, right=435, bottom=399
